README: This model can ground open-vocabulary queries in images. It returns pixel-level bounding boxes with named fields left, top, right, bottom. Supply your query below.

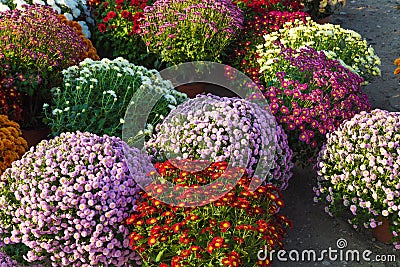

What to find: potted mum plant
left=0, top=131, right=153, bottom=266
left=146, top=94, right=294, bottom=190
left=126, top=159, right=292, bottom=266
left=258, top=44, right=371, bottom=165
left=140, top=0, right=244, bottom=65
left=43, top=57, right=188, bottom=138
left=257, top=17, right=381, bottom=83
left=0, top=5, right=92, bottom=126
left=314, top=109, right=400, bottom=250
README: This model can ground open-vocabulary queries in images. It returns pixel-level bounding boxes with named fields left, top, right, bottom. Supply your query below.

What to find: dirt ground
left=274, top=1, right=400, bottom=266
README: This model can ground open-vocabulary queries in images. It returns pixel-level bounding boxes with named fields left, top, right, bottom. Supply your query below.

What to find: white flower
left=78, top=21, right=91, bottom=38
left=119, top=118, right=125, bottom=124
left=63, top=12, right=73, bottom=21
left=0, top=2, right=10, bottom=12
left=43, top=103, right=49, bottom=109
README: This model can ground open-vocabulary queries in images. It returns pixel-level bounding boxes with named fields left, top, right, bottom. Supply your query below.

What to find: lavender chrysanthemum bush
left=314, top=109, right=400, bottom=249
left=0, top=131, right=153, bottom=266
left=146, top=94, right=294, bottom=190
left=141, top=0, right=244, bottom=64
left=259, top=44, right=371, bottom=165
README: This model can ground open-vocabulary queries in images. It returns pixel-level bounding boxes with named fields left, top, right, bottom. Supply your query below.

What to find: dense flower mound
left=314, top=109, right=400, bottom=250
left=257, top=17, right=381, bottom=83
left=126, top=159, right=292, bottom=266
left=146, top=94, right=293, bottom=189
left=0, top=0, right=93, bottom=38
left=140, top=0, right=244, bottom=64
left=0, top=131, right=153, bottom=266
left=44, top=57, right=188, bottom=138
left=0, top=4, right=88, bottom=122
left=0, top=115, right=27, bottom=176
left=259, top=44, right=371, bottom=165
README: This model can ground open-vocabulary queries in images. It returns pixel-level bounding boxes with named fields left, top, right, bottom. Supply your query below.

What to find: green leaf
left=155, top=249, right=164, bottom=262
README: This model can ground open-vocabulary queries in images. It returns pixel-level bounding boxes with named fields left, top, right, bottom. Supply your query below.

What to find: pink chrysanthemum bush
left=258, top=44, right=371, bottom=165
left=0, top=131, right=153, bottom=266
left=314, top=109, right=400, bottom=250
left=126, top=159, right=292, bottom=267
left=146, top=94, right=294, bottom=190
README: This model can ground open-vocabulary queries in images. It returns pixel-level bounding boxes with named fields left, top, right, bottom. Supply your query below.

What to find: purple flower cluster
left=0, top=249, right=17, bottom=266
left=314, top=109, right=400, bottom=249
left=146, top=94, right=293, bottom=189
left=261, top=44, right=371, bottom=164
left=0, top=131, right=153, bottom=266
left=140, top=0, right=243, bottom=64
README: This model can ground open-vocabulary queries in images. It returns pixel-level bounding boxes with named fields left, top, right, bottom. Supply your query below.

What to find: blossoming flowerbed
left=1, top=0, right=398, bottom=266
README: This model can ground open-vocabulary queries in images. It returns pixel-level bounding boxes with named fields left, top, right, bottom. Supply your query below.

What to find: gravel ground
left=273, top=1, right=400, bottom=266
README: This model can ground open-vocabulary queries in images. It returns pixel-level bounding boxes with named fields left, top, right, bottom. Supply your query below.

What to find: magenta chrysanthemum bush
left=259, top=44, right=371, bottom=165
left=0, top=131, right=153, bottom=266
left=314, top=109, right=400, bottom=250
left=140, top=0, right=243, bottom=64
left=146, top=94, right=293, bottom=190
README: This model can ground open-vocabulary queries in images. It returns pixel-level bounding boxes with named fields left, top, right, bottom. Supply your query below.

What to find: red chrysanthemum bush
left=0, top=115, right=27, bottom=176
left=126, top=160, right=292, bottom=267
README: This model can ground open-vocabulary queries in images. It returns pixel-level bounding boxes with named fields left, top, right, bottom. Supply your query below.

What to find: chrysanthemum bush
left=93, top=0, right=159, bottom=68
left=314, top=109, right=400, bottom=250
left=0, top=0, right=93, bottom=37
left=0, top=4, right=88, bottom=124
left=0, top=131, right=153, bottom=266
left=44, top=57, right=188, bottom=138
left=0, top=115, right=27, bottom=176
left=229, top=10, right=309, bottom=86
left=146, top=94, right=294, bottom=190
left=256, top=17, right=381, bottom=83
left=126, top=159, right=292, bottom=266
left=140, top=0, right=244, bottom=65
left=259, top=44, right=371, bottom=165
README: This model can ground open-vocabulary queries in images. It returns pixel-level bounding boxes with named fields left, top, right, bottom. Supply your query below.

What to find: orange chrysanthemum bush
left=126, top=159, right=292, bottom=267
left=0, top=115, right=27, bottom=176
left=58, top=14, right=100, bottom=61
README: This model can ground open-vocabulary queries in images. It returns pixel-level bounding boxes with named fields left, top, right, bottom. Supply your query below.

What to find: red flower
left=116, top=0, right=124, bottom=4
left=107, top=11, right=116, bottom=19
left=148, top=236, right=157, bottom=245
left=98, top=23, right=106, bottom=32
left=121, top=10, right=131, bottom=19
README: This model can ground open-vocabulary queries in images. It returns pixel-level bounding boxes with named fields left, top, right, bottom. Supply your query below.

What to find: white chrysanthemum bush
left=43, top=57, right=188, bottom=138
left=257, top=17, right=381, bottom=83
left=314, top=109, right=400, bottom=250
